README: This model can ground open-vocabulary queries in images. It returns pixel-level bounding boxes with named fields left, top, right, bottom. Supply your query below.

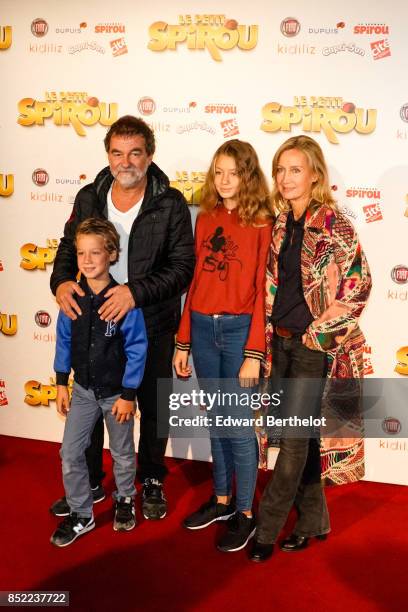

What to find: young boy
left=50, top=218, right=147, bottom=547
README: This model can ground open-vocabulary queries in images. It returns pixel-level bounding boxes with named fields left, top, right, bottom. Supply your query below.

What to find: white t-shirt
left=107, top=184, right=143, bottom=284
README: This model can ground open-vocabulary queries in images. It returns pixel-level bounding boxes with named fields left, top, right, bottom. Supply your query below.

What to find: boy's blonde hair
left=75, top=218, right=120, bottom=264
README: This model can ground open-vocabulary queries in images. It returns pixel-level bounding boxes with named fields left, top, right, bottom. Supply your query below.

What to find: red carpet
left=0, top=435, right=406, bottom=611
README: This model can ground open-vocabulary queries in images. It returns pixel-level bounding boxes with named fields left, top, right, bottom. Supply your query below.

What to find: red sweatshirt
left=176, top=205, right=272, bottom=359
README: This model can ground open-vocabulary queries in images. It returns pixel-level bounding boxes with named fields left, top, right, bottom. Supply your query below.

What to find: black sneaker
left=142, top=478, right=167, bottom=520
left=183, top=495, right=235, bottom=530
left=50, top=513, right=95, bottom=547
left=113, top=496, right=136, bottom=531
left=49, top=485, right=106, bottom=517
left=216, top=512, right=256, bottom=552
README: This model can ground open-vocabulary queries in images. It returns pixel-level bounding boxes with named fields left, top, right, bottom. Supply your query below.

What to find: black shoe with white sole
left=49, top=485, right=105, bottom=517
left=113, top=496, right=136, bottom=531
left=142, top=479, right=167, bottom=520
left=50, top=513, right=95, bottom=547
left=183, top=495, right=235, bottom=530
left=217, top=512, right=256, bottom=552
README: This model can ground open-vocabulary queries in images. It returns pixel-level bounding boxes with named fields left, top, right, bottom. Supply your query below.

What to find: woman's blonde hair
left=200, top=139, right=273, bottom=225
left=271, top=135, right=337, bottom=215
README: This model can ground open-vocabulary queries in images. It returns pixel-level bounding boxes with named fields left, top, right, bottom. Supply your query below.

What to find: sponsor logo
left=309, top=26, right=339, bottom=35
left=363, top=202, right=383, bottom=223
left=354, top=24, right=389, bottom=35
left=147, top=121, right=170, bottom=133
left=0, top=312, right=18, bottom=336
left=379, top=440, right=408, bottom=451
left=0, top=25, right=12, bottom=50
left=387, top=289, right=408, bottom=302
left=68, top=41, right=105, bottom=54
left=55, top=25, right=84, bottom=34
left=35, top=310, right=51, bottom=327
left=138, top=97, right=156, bottom=115
left=221, top=117, right=240, bottom=138
left=395, top=346, right=408, bottom=375
left=0, top=379, right=8, bottom=406
left=20, top=239, right=58, bottom=270
left=24, top=377, right=73, bottom=406
left=400, top=104, right=408, bottom=123
left=346, top=187, right=380, bottom=199
left=29, top=43, right=63, bottom=54
left=363, top=344, right=374, bottom=376
left=382, top=417, right=402, bottom=435
left=391, top=265, right=408, bottom=285
left=261, top=96, right=377, bottom=144
left=0, top=173, right=14, bottom=197
left=0, top=260, right=3, bottom=271
left=32, top=168, right=49, bottom=186
left=110, top=37, right=128, bottom=57
left=17, top=91, right=118, bottom=136
left=339, top=205, right=357, bottom=220
left=205, top=104, right=237, bottom=114
left=371, top=38, right=390, bottom=60
left=176, top=121, right=216, bottom=135
left=280, top=18, right=300, bottom=37
left=170, top=171, right=206, bottom=206
left=33, top=331, right=56, bottom=342
left=95, top=23, right=125, bottom=34
left=55, top=174, right=85, bottom=186
left=148, top=14, right=258, bottom=62
left=277, top=43, right=316, bottom=55
left=31, top=18, right=48, bottom=37
left=30, top=192, right=64, bottom=203
left=322, top=43, right=364, bottom=57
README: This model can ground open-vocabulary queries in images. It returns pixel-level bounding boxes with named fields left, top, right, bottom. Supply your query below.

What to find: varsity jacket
left=54, top=276, right=147, bottom=400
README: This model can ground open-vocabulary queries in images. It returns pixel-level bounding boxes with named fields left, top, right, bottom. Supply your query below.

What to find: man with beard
left=50, top=115, right=195, bottom=523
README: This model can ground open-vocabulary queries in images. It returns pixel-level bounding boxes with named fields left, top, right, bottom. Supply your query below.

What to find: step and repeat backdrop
left=1, top=0, right=407, bottom=485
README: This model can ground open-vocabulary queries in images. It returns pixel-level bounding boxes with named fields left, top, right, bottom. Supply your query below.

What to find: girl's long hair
left=271, top=135, right=337, bottom=216
left=200, top=139, right=273, bottom=225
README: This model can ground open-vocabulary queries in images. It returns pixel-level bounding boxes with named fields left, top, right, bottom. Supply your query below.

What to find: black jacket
left=55, top=277, right=147, bottom=400
left=50, top=163, right=195, bottom=337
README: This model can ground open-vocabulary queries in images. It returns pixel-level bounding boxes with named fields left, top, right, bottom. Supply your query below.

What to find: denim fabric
left=60, top=382, right=136, bottom=516
left=256, top=335, right=330, bottom=543
left=191, top=311, right=259, bottom=512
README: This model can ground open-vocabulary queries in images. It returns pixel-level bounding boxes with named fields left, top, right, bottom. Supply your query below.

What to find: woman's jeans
left=191, top=311, right=259, bottom=512
left=256, top=335, right=330, bottom=544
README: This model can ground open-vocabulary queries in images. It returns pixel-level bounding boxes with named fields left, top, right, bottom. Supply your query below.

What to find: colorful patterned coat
left=262, top=203, right=372, bottom=485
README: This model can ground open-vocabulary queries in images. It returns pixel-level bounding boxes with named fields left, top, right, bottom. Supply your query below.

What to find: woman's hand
left=302, top=333, right=320, bottom=351
left=238, top=357, right=260, bottom=388
left=173, top=349, right=192, bottom=378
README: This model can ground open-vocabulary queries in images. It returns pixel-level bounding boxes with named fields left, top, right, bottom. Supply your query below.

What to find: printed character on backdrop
left=50, top=116, right=194, bottom=522
left=173, top=139, right=273, bottom=553
left=250, top=135, right=371, bottom=563
left=50, top=218, right=147, bottom=547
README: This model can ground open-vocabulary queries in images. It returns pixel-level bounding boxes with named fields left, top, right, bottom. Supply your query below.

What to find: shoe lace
left=59, top=513, right=85, bottom=532
left=226, top=512, right=248, bottom=532
left=143, top=479, right=164, bottom=500
left=115, top=499, right=133, bottom=520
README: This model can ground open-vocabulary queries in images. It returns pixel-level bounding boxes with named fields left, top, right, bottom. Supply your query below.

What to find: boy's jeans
left=60, top=382, right=136, bottom=516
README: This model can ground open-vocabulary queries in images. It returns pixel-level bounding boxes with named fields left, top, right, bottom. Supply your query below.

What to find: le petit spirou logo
left=0, top=173, right=14, bottom=197
left=0, top=313, right=18, bottom=336
left=17, top=91, right=118, bottom=136
left=148, top=14, right=258, bottom=62
left=261, top=96, right=377, bottom=144
left=0, top=26, right=12, bottom=50
left=24, top=377, right=73, bottom=406
left=20, top=239, right=59, bottom=270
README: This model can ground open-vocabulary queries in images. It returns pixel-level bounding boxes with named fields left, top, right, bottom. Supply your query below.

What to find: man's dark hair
left=104, top=115, right=155, bottom=156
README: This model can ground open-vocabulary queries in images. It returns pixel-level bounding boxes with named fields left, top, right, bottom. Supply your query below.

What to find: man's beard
left=112, top=164, right=148, bottom=188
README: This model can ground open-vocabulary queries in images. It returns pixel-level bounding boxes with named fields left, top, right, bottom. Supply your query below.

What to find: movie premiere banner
left=1, top=0, right=407, bottom=485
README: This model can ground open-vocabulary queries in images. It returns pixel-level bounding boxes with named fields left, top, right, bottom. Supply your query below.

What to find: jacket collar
left=79, top=274, right=118, bottom=298
left=275, top=201, right=334, bottom=232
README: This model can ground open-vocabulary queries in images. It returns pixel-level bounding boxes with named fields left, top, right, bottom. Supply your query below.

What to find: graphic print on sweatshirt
left=201, top=226, right=242, bottom=281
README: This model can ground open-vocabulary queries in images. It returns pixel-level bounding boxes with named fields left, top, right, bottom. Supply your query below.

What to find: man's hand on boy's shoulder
left=111, top=397, right=136, bottom=423
left=56, top=385, right=70, bottom=416
left=56, top=281, right=85, bottom=320
left=99, top=284, right=135, bottom=323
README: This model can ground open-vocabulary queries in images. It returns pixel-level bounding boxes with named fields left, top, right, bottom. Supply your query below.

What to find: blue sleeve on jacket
left=120, top=308, right=148, bottom=398
left=54, top=311, right=72, bottom=383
